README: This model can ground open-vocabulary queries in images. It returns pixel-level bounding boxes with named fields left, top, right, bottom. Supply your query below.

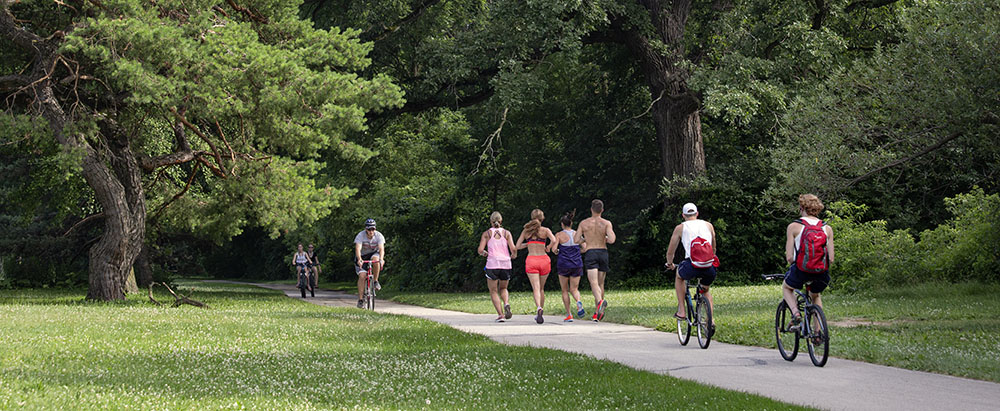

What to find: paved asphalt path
left=245, top=282, right=1000, bottom=411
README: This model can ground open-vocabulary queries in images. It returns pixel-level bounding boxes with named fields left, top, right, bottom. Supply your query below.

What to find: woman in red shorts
left=515, top=209, right=557, bottom=324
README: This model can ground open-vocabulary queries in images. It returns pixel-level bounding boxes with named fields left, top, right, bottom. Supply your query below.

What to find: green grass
left=0, top=282, right=804, bottom=410
left=379, top=281, right=1000, bottom=382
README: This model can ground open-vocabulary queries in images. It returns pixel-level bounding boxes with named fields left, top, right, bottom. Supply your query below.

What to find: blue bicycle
left=764, top=273, right=829, bottom=367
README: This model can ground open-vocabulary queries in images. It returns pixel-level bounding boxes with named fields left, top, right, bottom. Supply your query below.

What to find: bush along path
left=248, top=282, right=1000, bottom=411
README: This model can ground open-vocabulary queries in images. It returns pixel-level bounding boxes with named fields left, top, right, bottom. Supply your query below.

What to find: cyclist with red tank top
left=783, top=194, right=836, bottom=330
left=554, top=210, right=587, bottom=322
left=665, top=203, right=718, bottom=333
left=478, top=211, right=517, bottom=322
left=515, top=209, right=557, bottom=324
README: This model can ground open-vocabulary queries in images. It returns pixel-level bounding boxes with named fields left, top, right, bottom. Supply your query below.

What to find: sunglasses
left=366, top=227, right=376, bottom=231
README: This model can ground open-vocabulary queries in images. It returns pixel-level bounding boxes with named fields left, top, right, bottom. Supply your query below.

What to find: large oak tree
left=1, top=0, right=402, bottom=300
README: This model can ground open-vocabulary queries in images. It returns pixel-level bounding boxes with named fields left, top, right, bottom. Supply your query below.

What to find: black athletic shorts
left=677, top=259, right=717, bottom=286
left=583, top=249, right=609, bottom=272
left=784, top=264, right=829, bottom=293
left=485, top=268, right=511, bottom=281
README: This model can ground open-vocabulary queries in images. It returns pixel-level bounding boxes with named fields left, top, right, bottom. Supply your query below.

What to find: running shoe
left=503, top=304, right=512, bottom=320
left=535, top=308, right=544, bottom=324
left=576, top=301, right=585, bottom=318
left=597, top=299, right=607, bottom=321
left=495, top=317, right=505, bottom=323
left=374, top=281, right=382, bottom=291
left=357, top=299, right=364, bottom=308
left=789, top=314, right=802, bottom=332
left=563, top=315, right=573, bottom=322
left=592, top=313, right=599, bottom=322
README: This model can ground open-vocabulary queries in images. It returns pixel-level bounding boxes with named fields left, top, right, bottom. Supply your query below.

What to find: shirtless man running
left=574, top=199, right=616, bottom=321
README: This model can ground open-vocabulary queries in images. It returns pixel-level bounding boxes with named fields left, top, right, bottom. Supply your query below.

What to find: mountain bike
left=676, top=277, right=713, bottom=349
left=359, top=259, right=377, bottom=310
left=763, top=273, right=829, bottom=367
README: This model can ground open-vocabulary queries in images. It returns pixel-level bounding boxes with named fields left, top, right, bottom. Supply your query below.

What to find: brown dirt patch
left=828, top=317, right=898, bottom=327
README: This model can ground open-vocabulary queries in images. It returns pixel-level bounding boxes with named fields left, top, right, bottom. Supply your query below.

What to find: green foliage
left=917, top=188, right=1000, bottom=283
left=826, top=188, right=1000, bottom=291
left=770, top=0, right=1000, bottom=221
left=825, top=201, right=920, bottom=292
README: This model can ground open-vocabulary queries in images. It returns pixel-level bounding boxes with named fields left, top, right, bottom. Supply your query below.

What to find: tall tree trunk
left=83, top=123, right=147, bottom=301
left=135, top=243, right=154, bottom=288
left=623, top=0, right=706, bottom=180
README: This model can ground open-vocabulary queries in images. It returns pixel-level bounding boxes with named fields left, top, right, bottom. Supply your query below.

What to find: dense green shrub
left=826, top=188, right=999, bottom=291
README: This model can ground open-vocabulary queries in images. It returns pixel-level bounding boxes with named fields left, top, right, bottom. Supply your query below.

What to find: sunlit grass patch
left=0, top=282, right=804, bottom=410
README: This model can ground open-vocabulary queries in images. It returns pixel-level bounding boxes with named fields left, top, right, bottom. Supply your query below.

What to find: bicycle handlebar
left=762, top=273, right=786, bottom=281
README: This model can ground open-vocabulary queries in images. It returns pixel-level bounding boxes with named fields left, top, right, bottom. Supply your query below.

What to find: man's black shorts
left=583, top=249, right=610, bottom=272
left=677, top=259, right=717, bottom=286
left=784, top=264, right=829, bottom=293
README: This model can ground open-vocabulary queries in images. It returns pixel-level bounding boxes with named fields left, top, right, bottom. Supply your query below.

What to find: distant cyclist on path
left=354, top=218, right=386, bottom=308
left=477, top=211, right=517, bottom=322
left=291, top=244, right=311, bottom=296
left=575, top=199, right=616, bottom=321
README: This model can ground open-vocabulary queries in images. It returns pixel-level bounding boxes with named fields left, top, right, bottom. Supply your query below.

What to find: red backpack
left=795, top=219, right=828, bottom=273
left=690, top=236, right=718, bottom=268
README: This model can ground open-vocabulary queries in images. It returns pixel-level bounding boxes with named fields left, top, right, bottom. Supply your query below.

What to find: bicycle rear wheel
left=806, top=305, right=829, bottom=367
left=775, top=300, right=799, bottom=361
left=676, top=295, right=692, bottom=346
left=696, top=295, right=713, bottom=349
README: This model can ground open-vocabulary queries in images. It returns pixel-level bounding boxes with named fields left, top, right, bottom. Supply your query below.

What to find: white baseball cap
left=682, top=203, right=698, bottom=215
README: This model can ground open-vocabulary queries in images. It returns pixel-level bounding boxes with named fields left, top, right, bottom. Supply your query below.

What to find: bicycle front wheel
left=775, top=300, right=799, bottom=361
left=365, top=277, right=376, bottom=311
left=806, top=305, right=829, bottom=367
left=695, top=295, right=713, bottom=349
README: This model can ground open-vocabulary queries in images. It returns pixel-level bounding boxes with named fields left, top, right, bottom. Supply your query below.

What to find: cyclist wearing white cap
left=354, top=218, right=385, bottom=308
left=665, top=203, right=718, bottom=333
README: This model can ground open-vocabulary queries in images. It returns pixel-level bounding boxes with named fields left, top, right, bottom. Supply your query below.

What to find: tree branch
left=168, top=107, right=228, bottom=177
left=62, top=212, right=105, bottom=237
left=138, top=150, right=210, bottom=172
left=225, top=0, right=268, bottom=24
left=150, top=161, right=202, bottom=222
left=847, top=131, right=963, bottom=187
left=0, top=74, right=30, bottom=92
left=844, top=0, right=901, bottom=13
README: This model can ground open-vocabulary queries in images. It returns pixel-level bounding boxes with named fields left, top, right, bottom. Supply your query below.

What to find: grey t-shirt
left=354, top=230, right=385, bottom=255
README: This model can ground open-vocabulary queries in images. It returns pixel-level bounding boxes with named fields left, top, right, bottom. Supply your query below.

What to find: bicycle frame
left=359, top=259, right=377, bottom=310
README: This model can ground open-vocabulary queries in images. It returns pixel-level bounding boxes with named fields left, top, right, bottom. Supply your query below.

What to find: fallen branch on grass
left=148, top=282, right=209, bottom=308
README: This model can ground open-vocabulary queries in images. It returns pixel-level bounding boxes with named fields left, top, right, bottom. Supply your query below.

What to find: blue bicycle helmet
left=364, top=218, right=376, bottom=228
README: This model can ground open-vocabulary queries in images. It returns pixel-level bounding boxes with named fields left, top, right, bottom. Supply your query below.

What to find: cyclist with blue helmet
left=354, top=218, right=385, bottom=308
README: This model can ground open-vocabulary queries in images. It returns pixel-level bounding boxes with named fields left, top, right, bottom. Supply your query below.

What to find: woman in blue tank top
left=554, top=210, right=587, bottom=322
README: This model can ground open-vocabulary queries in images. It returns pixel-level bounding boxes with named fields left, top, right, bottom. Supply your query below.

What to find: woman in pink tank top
left=478, top=211, right=517, bottom=322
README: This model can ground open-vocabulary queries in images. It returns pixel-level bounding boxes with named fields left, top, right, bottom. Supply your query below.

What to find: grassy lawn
left=379, top=281, right=1000, bottom=382
left=0, top=282, right=804, bottom=410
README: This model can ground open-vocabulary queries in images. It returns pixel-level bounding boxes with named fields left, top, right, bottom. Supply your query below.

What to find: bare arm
left=785, top=223, right=797, bottom=264
left=506, top=230, right=518, bottom=259
left=825, top=225, right=835, bottom=266
left=378, top=243, right=386, bottom=266
left=545, top=228, right=558, bottom=253
left=514, top=230, right=527, bottom=250
left=354, top=243, right=362, bottom=266
left=573, top=222, right=585, bottom=244
left=477, top=230, right=489, bottom=257
left=665, top=224, right=683, bottom=269
left=605, top=220, right=616, bottom=244
left=708, top=222, right=718, bottom=255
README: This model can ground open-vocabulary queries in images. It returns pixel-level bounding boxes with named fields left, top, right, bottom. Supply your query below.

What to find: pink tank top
left=486, top=228, right=512, bottom=269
